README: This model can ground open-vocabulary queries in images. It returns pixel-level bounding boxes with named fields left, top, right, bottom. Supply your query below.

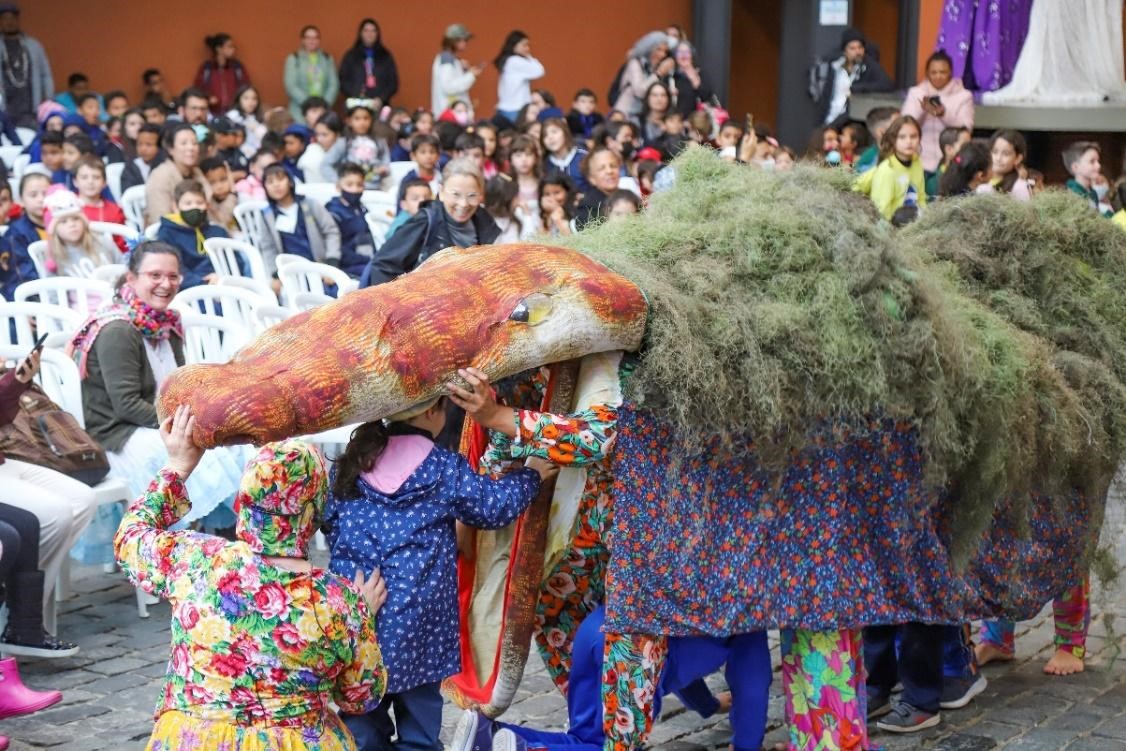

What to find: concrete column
left=693, top=0, right=733, bottom=105
left=775, top=0, right=853, bottom=148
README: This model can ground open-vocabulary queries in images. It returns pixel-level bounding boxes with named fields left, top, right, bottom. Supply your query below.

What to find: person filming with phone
left=901, top=49, right=975, bottom=178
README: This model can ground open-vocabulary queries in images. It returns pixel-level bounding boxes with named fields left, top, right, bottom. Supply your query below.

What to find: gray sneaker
left=867, top=694, right=893, bottom=720
left=940, top=674, right=988, bottom=710
left=876, top=700, right=941, bottom=733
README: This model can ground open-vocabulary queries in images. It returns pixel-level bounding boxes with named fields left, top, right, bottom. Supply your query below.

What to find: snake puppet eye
left=509, top=293, right=554, bottom=326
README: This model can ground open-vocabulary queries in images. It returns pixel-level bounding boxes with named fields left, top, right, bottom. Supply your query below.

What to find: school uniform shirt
left=853, top=155, right=928, bottom=221
left=545, top=148, right=591, bottom=193
left=325, top=194, right=376, bottom=278
left=1066, top=179, right=1114, bottom=217
left=323, top=433, right=540, bottom=693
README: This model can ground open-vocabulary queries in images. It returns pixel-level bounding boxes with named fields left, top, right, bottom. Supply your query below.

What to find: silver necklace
left=1, top=39, right=28, bottom=89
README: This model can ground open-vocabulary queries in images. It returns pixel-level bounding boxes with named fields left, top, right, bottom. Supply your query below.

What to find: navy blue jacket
left=325, top=195, right=376, bottom=278
left=1, top=215, right=44, bottom=299
left=544, top=148, right=591, bottom=193
left=155, top=217, right=229, bottom=289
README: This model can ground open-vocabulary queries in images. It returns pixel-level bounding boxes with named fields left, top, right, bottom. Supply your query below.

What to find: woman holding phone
left=900, top=49, right=975, bottom=177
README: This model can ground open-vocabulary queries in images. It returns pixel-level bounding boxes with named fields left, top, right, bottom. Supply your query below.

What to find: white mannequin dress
left=983, top=0, right=1126, bottom=104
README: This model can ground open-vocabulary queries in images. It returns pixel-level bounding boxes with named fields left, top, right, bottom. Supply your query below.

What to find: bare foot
left=715, top=690, right=732, bottom=713
left=975, top=642, right=1015, bottom=667
left=1043, top=648, right=1084, bottom=675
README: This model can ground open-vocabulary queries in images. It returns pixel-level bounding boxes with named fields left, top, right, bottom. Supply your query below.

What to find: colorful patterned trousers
left=780, top=629, right=870, bottom=751
left=979, top=578, right=1090, bottom=658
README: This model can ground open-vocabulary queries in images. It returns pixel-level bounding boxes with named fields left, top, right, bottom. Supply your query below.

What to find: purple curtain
left=935, top=0, right=1033, bottom=92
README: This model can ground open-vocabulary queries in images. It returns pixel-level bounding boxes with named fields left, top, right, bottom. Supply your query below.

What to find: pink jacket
left=901, top=78, right=974, bottom=173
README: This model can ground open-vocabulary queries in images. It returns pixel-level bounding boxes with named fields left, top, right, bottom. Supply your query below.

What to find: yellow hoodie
left=1113, top=209, right=1126, bottom=233
left=853, top=155, right=928, bottom=221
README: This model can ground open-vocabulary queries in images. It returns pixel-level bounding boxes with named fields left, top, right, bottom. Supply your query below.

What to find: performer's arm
left=333, top=596, right=388, bottom=715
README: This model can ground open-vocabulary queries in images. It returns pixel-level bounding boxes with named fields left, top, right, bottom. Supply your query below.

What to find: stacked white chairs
left=105, top=162, right=126, bottom=202
left=11, top=152, right=30, bottom=182
left=14, top=127, right=35, bottom=145
left=385, top=161, right=417, bottom=200
left=119, top=185, right=147, bottom=234
left=254, top=304, right=293, bottom=332
left=0, top=345, right=146, bottom=620
left=291, top=291, right=333, bottom=311
left=171, top=285, right=265, bottom=335
left=26, top=240, right=48, bottom=278
left=0, top=301, right=81, bottom=347
left=92, top=264, right=127, bottom=286
left=0, top=145, right=22, bottom=169
left=89, top=221, right=139, bottom=247
left=233, top=201, right=268, bottom=249
left=13, top=277, right=112, bottom=316
left=277, top=259, right=358, bottom=311
left=180, top=311, right=250, bottom=365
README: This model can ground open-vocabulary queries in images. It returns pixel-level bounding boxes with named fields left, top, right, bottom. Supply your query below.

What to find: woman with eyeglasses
left=68, top=242, right=251, bottom=562
left=284, top=25, right=340, bottom=121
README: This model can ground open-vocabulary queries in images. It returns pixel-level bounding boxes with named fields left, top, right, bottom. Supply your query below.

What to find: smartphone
left=927, top=95, right=942, bottom=108
left=31, top=332, right=49, bottom=353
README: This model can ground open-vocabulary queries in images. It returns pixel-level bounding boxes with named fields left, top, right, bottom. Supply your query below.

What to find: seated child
left=715, top=119, right=744, bottom=162
left=925, top=126, right=970, bottom=199
left=120, top=123, right=163, bottom=193
left=1063, top=141, right=1113, bottom=217
left=73, top=93, right=108, bottom=157
left=41, top=187, right=117, bottom=278
left=211, top=116, right=249, bottom=181
left=313, top=112, right=347, bottom=183
left=235, top=149, right=277, bottom=202
left=566, top=88, right=604, bottom=142
left=37, top=131, right=66, bottom=177
left=201, top=157, right=238, bottom=235
left=538, top=173, right=575, bottom=238
left=855, top=106, right=900, bottom=174
left=604, top=188, right=641, bottom=221
left=155, top=178, right=230, bottom=289
left=325, top=162, right=378, bottom=279
left=385, top=178, right=433, bottom=241
left=1, top=170, right=51, bottom=297
left=301, top=96, right=329, bottom=130
left=452, top=131, right=485, bottom=171
left=345, top=101, right=390, bottom=190
left=258, top=163, right=342, bottom=276
left=72, top=155, right=128, bottom=252
left=282, top=124, right=312, bottom=182
left=398, top=133, right=442, bottom=201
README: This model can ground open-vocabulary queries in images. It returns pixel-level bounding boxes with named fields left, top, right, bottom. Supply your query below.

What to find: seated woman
left=114, top=407, right=387, bottom=750
left=155, top=179, right=230, bottom=289
left=68, top=242, right=250, bottom=562
left=0, top=348, right=96, bottom=635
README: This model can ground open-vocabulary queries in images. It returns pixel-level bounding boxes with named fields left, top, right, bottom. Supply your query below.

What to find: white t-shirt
left=496, top=55, right=546, bottom=112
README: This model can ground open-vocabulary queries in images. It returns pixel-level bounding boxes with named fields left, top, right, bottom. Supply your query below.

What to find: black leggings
left=0, top=502, right=41, bottom=584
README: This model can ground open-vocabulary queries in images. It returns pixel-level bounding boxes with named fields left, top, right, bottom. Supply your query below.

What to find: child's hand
left=160, top=405, right=205, bottom=479
left=353, top=567, right=388, bottom=615
left=524, top=456, right=559, bottom=482
left=447, top=367, right=516, bottom=437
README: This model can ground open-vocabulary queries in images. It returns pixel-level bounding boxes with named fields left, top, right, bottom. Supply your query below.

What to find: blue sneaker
left=450, top=709, right=495, bottom=751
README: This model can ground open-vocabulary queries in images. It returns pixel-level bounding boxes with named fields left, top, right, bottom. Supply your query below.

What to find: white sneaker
left=492, top=728, right=527, bottom=751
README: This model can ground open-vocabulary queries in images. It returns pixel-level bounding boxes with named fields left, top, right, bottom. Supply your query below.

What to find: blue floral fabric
left=603, top=405, right=1093, bottom=636
left=323, top=443, right=540, bottom=693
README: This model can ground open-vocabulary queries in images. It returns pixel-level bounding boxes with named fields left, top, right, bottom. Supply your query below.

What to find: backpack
left=607, top=61, right=630, bottom=108
left=808, top=58, right=833, bottom=103
left=0, top=377, right=109, bottom=486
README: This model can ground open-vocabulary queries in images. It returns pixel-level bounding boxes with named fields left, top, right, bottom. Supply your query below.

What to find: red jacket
left=82, top=201, right=129, bottom=253
left=195, top=59, right=250, bottom=114
left=0, top=370, right=30, bottom=465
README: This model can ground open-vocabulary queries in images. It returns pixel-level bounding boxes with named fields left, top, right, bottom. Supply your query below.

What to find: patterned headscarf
left=67, top=284, right=184, bottom=378
left=234, top=440, right=328, bottom=557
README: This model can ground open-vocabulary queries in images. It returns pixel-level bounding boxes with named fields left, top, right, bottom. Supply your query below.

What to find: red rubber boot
left=0, top=657, right=62, bottom=719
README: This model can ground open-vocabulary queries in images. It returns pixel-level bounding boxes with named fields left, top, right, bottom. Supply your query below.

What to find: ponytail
left=331, top=421, right=390, bottom=499
left=938, top=141, right=991, bottom=198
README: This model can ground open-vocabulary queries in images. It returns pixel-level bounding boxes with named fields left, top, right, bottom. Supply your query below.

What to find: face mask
left=1094, top=183, right=1109, bottom=200
left=341, top=190, right=364, bottom=206
left=181, top=208, right=208, bottom=228
left=757, top=157, right=776, bottom=171
left=620, top=143, right=636, bottom=160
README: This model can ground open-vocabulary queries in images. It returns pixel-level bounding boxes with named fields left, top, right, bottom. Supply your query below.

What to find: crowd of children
left=1, top=19, right=1125, bottom=751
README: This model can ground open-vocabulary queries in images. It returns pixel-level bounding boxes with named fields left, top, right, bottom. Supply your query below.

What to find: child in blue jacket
left=155, top=179, right=230, bottom=288
left=324, top=397, right=556, bottom=751
left=324, top=162, right=377, bottom=279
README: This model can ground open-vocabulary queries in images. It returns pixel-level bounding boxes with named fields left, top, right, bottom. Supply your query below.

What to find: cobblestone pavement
left=4, top=489, right=1124, bottom=751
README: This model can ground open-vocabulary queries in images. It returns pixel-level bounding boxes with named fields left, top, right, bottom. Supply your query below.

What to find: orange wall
left=917, top=0, right=943, bottom=80
left=22, top=1, right=692, bottom=115
left=728, top=0, right=782, bottom=131
left=854, top=0, right=899, bottom=79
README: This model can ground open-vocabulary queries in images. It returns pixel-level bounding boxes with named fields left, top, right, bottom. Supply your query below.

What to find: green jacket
left=81, top=321, right=185, bottom=452
left=284, top=50, right=339, bottom=120
left=1066, top=179, right=1113, bottom=218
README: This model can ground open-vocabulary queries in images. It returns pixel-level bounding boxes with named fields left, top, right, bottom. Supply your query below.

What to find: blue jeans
left=344, top=681, right=444, bottom=751
left=864, top=623, right=945, bottom=713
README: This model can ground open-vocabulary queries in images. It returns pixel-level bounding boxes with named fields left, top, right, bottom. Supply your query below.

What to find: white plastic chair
left=27, top=240, right=48, bottom=278
left=292, top=291, right=333, bottom=311
left=14, top=127, right=35, bottom=146
left=296, top=182, right=338, bottom=205
left=92, top=264, right=126, bottom=286
left=119, top=185, right=147, bottom=233
left=254, top=303, right=293, bottom=332
left=385, top=161, right=417, bottom=200
left=144, top=222, right=160, bottom=240
left=105, top=162, right=126, bottom=202
left=11, top=153, right=30, bottom=182
left=0, top=345, right=149, bottom=619
left=217, top=275, right=276, bottom=303
left=171, top=285, right=263, bottom=334
left=203, top=237, right=269, bottom=283
left=273, top=253, right=306, bottom=270
left=361, top=190, right=397, bottom=221
left=14, top=277, right=112, bottom=315
left=0, top=301, right=81, bottom=347
left=277, top=260, right=358, bottom=310
left=233, top=201, right=268, bottom=249
left=0, top=145, right=22, bottom=169
left=89, top=221, right=139, bottom=247
left=180, top=311, right=250, bottom=365
left=365, top=212, right=391, bottom=249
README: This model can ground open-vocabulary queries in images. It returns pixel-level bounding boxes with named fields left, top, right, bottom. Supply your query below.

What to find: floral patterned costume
left=114, top=469, right=387, bottom=751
